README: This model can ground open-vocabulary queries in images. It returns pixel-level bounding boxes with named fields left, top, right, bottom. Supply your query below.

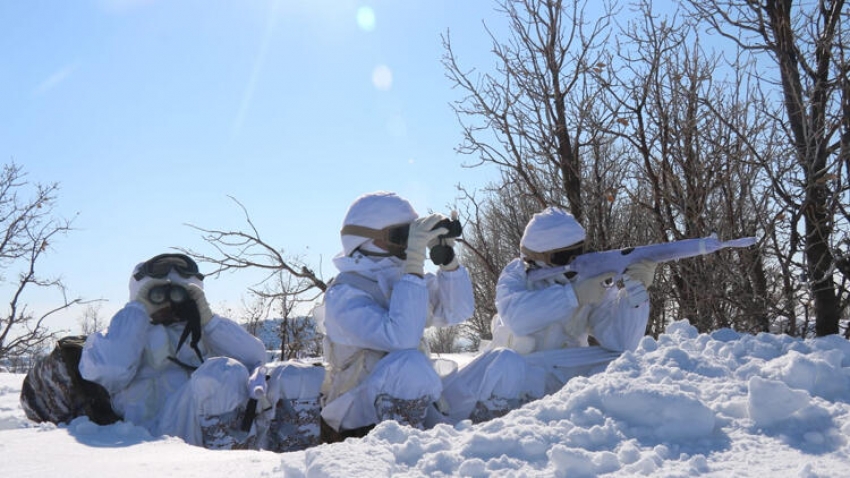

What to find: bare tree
left=455, top=183, right=539, bottom=347
left=181, top=197, right=326, bottom=292
left=0, top=163, right=82, bottom=362
left=443, top=0, right=618, bottom=222
left=426, top=325, right=462, bottom=354
left=594, top=0, right=772, bottom=333
left=685, top=0, right=850, bottom=336
left=445, top=0, right=624, bottom=345
left=180, top=196, right=326, bottom=358
left=445, top=0, right=785, bottom=342
left=238, top=292, right=272, bottom=338
left=79, top=303, right=105, bottom=336
left=265, top=270, right=322, bottom=360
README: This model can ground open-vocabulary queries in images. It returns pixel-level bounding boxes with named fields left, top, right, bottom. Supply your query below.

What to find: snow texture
left=2, top=320, right=850, bottom=477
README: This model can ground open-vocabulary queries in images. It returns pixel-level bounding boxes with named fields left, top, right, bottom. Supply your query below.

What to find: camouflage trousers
left=200, top=396, right=321, bottom=452
left=199, top=405, right=258, bottom=450
left=374, top=394, right=430, bottom=429
left=468, top=395, right=524, bottom=424
left=266, top=397, right=322, bottom=452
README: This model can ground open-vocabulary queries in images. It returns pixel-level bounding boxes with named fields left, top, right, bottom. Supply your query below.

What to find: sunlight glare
left=356, top=6, right=376, bottom=32
left=372, top=65, right=393, bottom=91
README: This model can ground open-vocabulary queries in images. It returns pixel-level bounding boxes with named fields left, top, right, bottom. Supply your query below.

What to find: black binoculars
left=148, top=284, right=189, bottom=305
left=430, top=218, right=463, bottom=266
left=433, top=218, right=462, bottom=239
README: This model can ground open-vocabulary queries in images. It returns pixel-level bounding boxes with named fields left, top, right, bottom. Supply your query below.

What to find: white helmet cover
left=520, top=206, right=586, bottom=257
left=340, top=191, right=419, bottom=255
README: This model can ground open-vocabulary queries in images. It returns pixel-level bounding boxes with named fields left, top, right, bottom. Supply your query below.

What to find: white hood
left=128, top=263, right=203, bottom=302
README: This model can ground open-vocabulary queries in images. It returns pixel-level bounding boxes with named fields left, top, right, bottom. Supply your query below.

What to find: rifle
left=526, top=235, right=757, bottom=283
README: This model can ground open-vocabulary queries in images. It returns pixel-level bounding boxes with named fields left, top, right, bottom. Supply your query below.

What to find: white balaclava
left=340, top=191, right=419, bottom=256
left=128, top=261, right=204, bottom=302
left=520, top=206, right=586, bottom=259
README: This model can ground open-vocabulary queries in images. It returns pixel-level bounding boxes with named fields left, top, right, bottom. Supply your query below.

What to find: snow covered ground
left=2, top=320, right=850, bottom=477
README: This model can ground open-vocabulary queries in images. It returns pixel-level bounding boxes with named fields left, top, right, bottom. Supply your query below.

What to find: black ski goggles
left=147, top=284, right=189, bottom=305
left=522, top=241, right=585, bottom=266
left=133, top=254, right=204, bottom=281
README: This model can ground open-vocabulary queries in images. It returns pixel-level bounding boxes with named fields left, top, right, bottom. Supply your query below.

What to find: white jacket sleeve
left=323, top=274, right=428, bottom=351
left=202, top=315, right=268, bottom=369
left=79, top=302, right=150, bottom=394
left=495, top=259, right=581, bottom=337
left=426, top=264, right=475, bottom=328
left=586, top=287, right=650, bottom=352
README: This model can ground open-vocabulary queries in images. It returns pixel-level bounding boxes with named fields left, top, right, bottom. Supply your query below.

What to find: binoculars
left=433, top=218, right=462, bottom=239
left=148, top=284, right=189, bottom=305
left=430, top=218, right=462, bottom=266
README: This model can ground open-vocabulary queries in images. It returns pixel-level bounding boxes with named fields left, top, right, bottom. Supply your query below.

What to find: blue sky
left=1, top=0, right=508, bottom=331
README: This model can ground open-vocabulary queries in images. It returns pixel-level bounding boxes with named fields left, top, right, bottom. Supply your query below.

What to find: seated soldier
left=70, top=253, right=325, bottom=451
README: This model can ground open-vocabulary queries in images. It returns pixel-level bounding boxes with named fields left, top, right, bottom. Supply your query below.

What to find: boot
left=266, top=397, right=322, bottom=452
left=374, top=393, right=430, bottom=429
left=199, top=406, right=257, bottom=450
left=468, top=396, right=522, bottom=424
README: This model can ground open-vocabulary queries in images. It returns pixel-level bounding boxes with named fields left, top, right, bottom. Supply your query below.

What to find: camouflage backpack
left=20, top=335, right=121, bottom=425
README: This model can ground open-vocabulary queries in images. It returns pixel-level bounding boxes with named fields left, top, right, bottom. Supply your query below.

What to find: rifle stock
left=526, top=235, right=757, bottom=283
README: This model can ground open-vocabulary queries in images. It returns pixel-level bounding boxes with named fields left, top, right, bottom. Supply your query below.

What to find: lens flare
left=372, top=65, right=393, bottom=90
left=356, top=6, right=376, bottom=32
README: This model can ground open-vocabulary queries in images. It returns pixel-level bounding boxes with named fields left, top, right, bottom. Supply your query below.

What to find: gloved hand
left=624, top=260, right=658, bottom=288
left=183, top=283, right=214, bottom=326
left=247, top=365, right=268, bottom=400
left=428, top=213, right=460, bottom=271
left=404, top=214, right=448, bottom=277
left=426, top=213, right=451, bottom=250
left=136, top=279, right=172, bottom=317
left=621, top=277, right=649, bottom=308
left=571, top=272, right=615, bottom=306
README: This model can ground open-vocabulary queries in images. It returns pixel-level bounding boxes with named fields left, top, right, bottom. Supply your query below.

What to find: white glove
left=571, top=272, right=615, bottom=306
left=427, top=212, right=460, bottom=271
left=624, top=260, right=658, bottom=288
left=621, top=276, right=649, bottom=308
left=135, top=279, right=172, bottom=316
left=247, top=366, right=268, bottom=400
left=184, top=283, right=214, bottom=326
left=426, top=213, right=451, bottom=249
left=404, top=214, right=448, bottom=277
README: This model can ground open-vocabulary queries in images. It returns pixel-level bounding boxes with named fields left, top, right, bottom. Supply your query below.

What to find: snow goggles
left=522, top=241, right=585, bottom=266
left=147, top=284, right=189, bottom=305
left=133, top=253, right=204, bottom=281
left=341, top=222, right=412, bottom=257
left=341, top=219, right=463, bottom=256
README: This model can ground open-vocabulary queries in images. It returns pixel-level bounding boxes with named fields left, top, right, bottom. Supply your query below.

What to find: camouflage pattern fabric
left=267, top=397, right=321, bottom=452
left=468, top=396, right=523, bottom=424
left=200, top=406, right=257, bottom=450
left=374, top=393, right=430, bottom=429
left=20, top=345, right=78, bottom=424
left=19, top=336, right=120, bottom=426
